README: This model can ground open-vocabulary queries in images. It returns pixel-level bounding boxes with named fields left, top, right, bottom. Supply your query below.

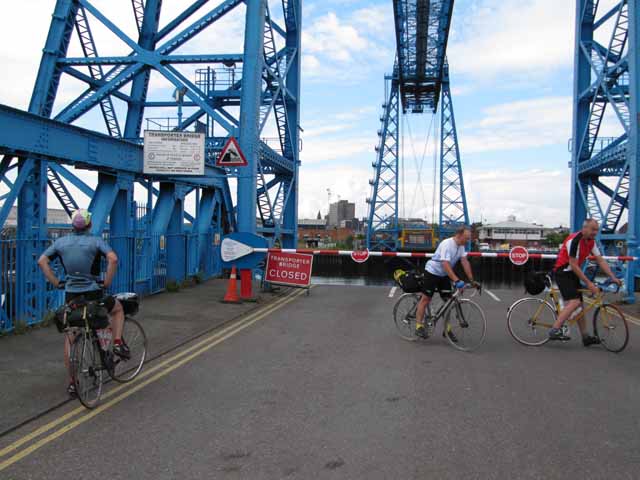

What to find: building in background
left=478, top=216, right=545, bottom=250
left=328, top=200, right=355, bottom=227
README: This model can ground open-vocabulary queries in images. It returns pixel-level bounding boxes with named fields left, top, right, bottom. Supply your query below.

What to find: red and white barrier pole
left=252, top=248, right=636, bottom=263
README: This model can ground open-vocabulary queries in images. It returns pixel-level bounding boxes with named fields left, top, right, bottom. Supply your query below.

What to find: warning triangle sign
left=216, top=137, right=248, bottom=167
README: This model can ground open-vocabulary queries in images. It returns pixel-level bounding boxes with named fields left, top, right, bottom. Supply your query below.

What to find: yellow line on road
left=583, top=298, right=640, bottom=327
left=0, top=289, right=304, bottom=471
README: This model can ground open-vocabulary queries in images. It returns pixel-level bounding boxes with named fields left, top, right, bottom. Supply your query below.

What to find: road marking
left=583, top=298, right=640, bottom=327
left=388, top=287, right=397, bottom=298
left=484, top=289, right=502, bottom=302
left=0, top=289, right=304, bottom=471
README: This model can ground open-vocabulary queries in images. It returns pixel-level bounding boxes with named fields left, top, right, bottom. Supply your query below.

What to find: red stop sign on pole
left=265, top=251, right=313, bottom=287
left=350, top=249, right=370, bottom=263
left=509, top=246, right=530, bottom=266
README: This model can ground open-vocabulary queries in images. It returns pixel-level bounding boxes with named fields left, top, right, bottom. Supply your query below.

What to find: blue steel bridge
left=0, top=0, right=637, bottom=334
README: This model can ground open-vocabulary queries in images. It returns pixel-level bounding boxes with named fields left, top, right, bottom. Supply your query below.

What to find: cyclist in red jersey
left=549, top=218, right=622, bottom=345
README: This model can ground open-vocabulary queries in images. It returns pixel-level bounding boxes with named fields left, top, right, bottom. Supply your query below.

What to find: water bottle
left=98, top=328, right=112, bottom=351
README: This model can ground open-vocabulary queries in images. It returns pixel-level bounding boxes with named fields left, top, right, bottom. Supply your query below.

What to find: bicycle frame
left=528, top=287, right=607, bottom=329
left=424, top=286, right=478, bottom=326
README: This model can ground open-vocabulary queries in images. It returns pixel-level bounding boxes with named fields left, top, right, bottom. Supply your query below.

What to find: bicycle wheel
left=593, top=303, right=629, bottom=353
left=71, top=333, right=103, bottom=409
left=110, top=317, right=148, bottom=383
left=507, top=298, right=556, bottom=346
left=393, top=293, right=420, bottom=341
left=444, top=299, right=486, bottom=352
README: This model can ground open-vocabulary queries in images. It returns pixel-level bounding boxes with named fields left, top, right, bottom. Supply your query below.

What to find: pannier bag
left=54, top=300, right=110, bottom=333
left=393, top=269, right=423, bottom=293
left=524, top=272, right=549, bottom=296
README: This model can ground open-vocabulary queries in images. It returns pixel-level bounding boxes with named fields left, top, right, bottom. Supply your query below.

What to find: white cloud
left=448, top=0, right=574, bottom=80
left=301, top=134, right=374, bottom=164
left=460, top=96, right=572, bottom=153
left=465, top=168, right=571, bottom=227
left=301, top=8, right=394, bottom=81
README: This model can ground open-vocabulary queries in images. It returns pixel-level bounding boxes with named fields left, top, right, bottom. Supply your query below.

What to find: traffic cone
left=222, top=266, right=241, bottom=303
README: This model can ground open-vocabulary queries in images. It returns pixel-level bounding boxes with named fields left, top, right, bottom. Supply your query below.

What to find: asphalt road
left=2, top=285, right=640, bottom=479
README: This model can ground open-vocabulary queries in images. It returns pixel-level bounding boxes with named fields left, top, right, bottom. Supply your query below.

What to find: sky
left=0, top=0, right=623, bottom=228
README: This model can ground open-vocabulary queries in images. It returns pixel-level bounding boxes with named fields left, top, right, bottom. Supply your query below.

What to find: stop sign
left=351, top=249, right=370, bottom=263
left=509, top=246, right=529, bottom=266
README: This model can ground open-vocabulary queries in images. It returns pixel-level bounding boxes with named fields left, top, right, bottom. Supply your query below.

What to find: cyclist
left=415, top=226, right=478, bottom=339
left=548, top=218, right=622, bottom=345
left=37, top=209, right=128, bottom=396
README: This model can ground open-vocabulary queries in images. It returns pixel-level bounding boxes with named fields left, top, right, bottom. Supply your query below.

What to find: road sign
left=221, top=238, right=254, bottom=262
left=220, top=233, right=267, bottom=270
left=351, top=249, right=370, bottom=263
left=216, top=137, right=248, bottom=167
left=509, top=246, right=529, bottom=266
left=265, top=252, right=313, bottom=288
left=143, top=130, right=205, bottom=175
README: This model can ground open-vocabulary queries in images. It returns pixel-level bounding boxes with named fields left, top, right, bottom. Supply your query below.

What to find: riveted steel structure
left=439, top=60, right=469, bottom=238
left=572, top=0, right=639, bottom=300
left=367, top=0, right=468, bottom=250
left=0, top=0, right=301, bottom=330
left=366, top=71, right=401, bottom=251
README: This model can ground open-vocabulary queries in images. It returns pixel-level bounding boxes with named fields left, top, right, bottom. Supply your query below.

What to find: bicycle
left=507, top=277, right=629, bottom=353
left=56, top=286, right=148, bottom=408
left=393, top=277, right=487, bottom=352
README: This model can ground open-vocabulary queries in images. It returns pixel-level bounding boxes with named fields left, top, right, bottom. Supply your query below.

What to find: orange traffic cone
left=222, top=266, right=241, bottom=303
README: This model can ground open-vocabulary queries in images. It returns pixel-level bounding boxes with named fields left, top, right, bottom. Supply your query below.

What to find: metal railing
left=0, top=230, right=223, bottom=333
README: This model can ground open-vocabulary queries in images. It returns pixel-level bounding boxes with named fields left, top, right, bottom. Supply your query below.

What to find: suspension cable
left=406, top=114, right=434, bottom=218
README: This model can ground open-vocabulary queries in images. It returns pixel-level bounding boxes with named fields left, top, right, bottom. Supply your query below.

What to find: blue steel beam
left=58, top=54, right=244, bottom=66
left=439, top=60, right=469, bottom=237
left=572, top=0, right=638, bottom=301
left=237, top=0, right=267, bottom=236
left=393, top=0, right=454, bottom=113
left=0, top=104, right=232, bottom=188
left=55, top=0, right=243, bottom=126
left=366, top=71, right=400, bottom=251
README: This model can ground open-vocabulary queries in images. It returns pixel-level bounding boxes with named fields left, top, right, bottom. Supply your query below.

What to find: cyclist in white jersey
left=415, top=226, right=478, bottom=339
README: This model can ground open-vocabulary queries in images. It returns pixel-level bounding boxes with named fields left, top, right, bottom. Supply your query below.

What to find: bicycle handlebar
left=595, top=278, right=622, bottom=294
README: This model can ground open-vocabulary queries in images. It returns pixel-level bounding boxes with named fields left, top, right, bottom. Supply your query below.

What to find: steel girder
left=0, top=0, right=301, bottom=328
left=439, top=60, right=469, bottom=239
left=241, top=0, right=300, bottom=248
left=572, top=0, right=639, bottom=301
left=393, top=0, right=454, bottom=113
left=366, top=72, right=401, bottom=251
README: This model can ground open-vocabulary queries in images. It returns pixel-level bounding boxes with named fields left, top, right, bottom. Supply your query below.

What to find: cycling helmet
left=71, top=209, right=92, bottom=230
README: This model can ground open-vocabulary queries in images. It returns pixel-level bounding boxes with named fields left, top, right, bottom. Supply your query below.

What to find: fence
left=0, top=231, right=223, bottom=333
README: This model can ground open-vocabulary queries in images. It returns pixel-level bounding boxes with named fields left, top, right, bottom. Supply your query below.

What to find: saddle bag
left=393, top=269, right=423, bottom=294
left=54, top=300, right=110, bottom=332
left=524, top=271, right=549, bottom=296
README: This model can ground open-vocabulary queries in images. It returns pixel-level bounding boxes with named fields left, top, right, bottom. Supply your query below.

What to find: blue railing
left=0, top=230, right=223, bottom=333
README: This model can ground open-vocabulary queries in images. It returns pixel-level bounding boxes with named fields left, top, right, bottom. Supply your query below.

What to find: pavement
left=1, top=284, right=640, bottom=479
left=0, top=278, right=289, bottom=435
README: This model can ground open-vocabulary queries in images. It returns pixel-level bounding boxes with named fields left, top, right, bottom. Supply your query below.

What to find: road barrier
left=252, top=248, right=636, bottom=263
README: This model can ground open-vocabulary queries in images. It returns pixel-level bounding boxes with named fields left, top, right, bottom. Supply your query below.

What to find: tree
left=544, top=231, right=567, bottom=248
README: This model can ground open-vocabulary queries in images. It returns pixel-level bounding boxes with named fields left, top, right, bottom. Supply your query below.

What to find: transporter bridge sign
left=143, top=130, right=205, bottom=175
left=265, top=251, right=313, bottom=288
